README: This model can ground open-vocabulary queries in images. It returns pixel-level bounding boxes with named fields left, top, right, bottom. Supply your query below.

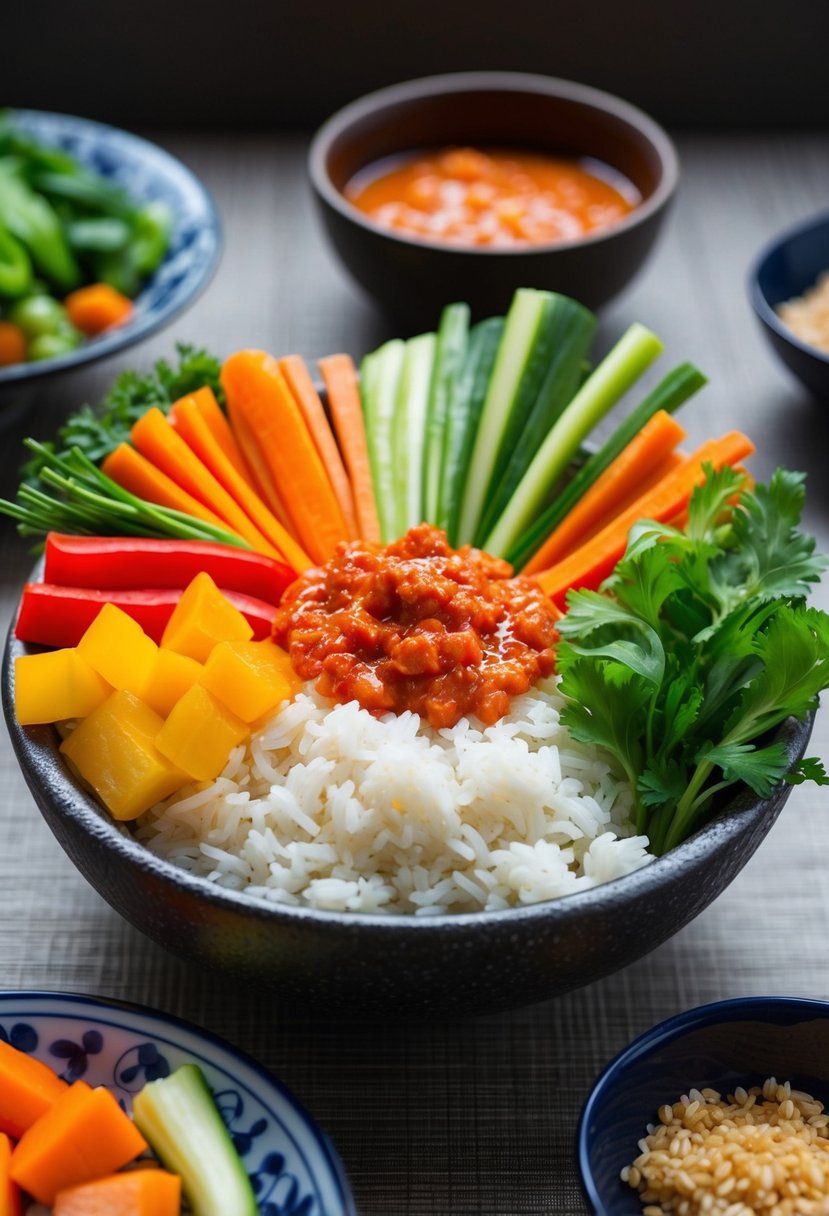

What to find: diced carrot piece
left=64, top=283, right=134, bottom=336
left=54, top=1168, right=180, bottom=1216
left=0, top=1134, right=21, bottom=1216
left=11, top=1082, right=147, bottom=1205
left=0, top=1039, right=67, bottom=1141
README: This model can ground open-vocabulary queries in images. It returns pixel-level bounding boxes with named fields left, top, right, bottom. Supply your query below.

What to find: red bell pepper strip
left=43, top=534, right=297, bottom=604
left=15, top=584, right=278, bottom=648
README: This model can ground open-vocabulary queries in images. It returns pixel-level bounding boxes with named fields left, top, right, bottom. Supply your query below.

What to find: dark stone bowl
left=579, top=996, right=829, bottom=1214
left=3, top=622, right=813, bottom=1017
left=748, top=209, right=829, bottom=400
left=308, top=72, right=679, bottom=326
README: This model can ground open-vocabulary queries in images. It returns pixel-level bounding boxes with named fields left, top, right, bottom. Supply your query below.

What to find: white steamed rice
left=135, top=678, right=652, bottom=915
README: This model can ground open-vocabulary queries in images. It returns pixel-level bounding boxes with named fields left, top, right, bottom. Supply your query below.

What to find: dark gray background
left=6, top=1, right=829, bottom=129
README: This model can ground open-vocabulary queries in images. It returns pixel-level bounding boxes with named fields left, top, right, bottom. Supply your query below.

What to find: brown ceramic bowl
left=309, top=72, right=679, bottom=325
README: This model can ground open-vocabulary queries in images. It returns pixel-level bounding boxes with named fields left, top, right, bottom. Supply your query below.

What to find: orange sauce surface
left=272, top=524, right=559, bottom=729
left=346, top=146, right=639, bottom=248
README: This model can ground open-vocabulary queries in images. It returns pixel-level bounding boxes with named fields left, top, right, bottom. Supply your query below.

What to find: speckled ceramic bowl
left=2, top=615, right=813, bottom=1015
left=0, top=990, right=355, bottom=1214
left=0, top=110, right=221, bottom=409
left=578, top=996, right=829, bottom=1214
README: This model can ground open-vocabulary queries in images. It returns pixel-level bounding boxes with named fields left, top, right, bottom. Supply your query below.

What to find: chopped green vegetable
left=483, top=322, right=664, bottom=557
left=132, top=1063, right=258, bottom=1216
left=362, top=338, right=405, bottom=542
left=394, top=330, right=436, bottom=534
left=8, top=292, right=68, bottom=339
left=556, top=466, right=829, bottom=854
left=456, top=287, right=550, bottom=544
left=436, top=315, right=504, bottom=544
left=2, top=440, right=247, bottom=547
left=475, top=293, right=595, bottom=544
left=0, top=225, right=32, bottom=296
left=0, top=160, right=80, bottom=291
left=507, top=362, right=708, bottom=569
left=422, top=302, right=470, bottom=523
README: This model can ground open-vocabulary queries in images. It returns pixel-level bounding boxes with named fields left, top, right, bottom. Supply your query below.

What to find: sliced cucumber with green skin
left=507, top=361, right=707, bottom=569
left=421, top=302, right=470, bottom=524
left=455, top=287, right=549, bottom=545
left=393, top=331, right=436, bottom=534
left=437, top=316, right=504, bottom=545
left=132, top=1063, right=258, bottom=1216
left=482, top=322, right=665, bottom=558
left=475, top=294, right=596, bottom=545
left=361, top=339, right=405, bottom=542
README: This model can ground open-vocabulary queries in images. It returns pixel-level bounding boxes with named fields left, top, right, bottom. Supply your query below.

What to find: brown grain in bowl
left=623, top=1077, right=829, bottom=1215
left=777, top=272, right=829, bottom=356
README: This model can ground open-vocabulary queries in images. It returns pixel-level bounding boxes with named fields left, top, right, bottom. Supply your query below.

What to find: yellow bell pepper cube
left=142, top=649, right=203, bottom=718
left=161, top=573, right=253, bottom=663
left=76, top=604, right=158, bottom=695
left=200, top=639, right=301, bottom=723
left=15, top=649, right=112, bottom=726
left=60, top=690, right=188, bottom=821
left=155, top=684, right=249, bottom=782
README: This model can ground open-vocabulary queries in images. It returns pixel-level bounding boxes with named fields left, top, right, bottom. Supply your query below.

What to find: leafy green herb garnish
left=2, top=344, right=225, bottom=544
left=556, top=466, right=829, bottom=854
left=22, top=343, right=223, bottom=478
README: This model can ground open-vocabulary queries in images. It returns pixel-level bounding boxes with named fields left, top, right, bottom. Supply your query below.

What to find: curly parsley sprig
left=556, top=466, right=829, bottom=855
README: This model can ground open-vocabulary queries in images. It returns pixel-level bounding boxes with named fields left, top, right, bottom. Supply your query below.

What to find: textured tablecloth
left=1, top=132, right=828, bottom=1216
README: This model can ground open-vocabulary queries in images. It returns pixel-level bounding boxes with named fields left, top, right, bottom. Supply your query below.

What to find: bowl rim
left=2, top=613, right=813, bottom=934
left=577, top=994, right=829, bottom=1214
left=0, top=108, right=222, bottom=388
left=308, top=70, right=680, bottom=259
left=0, top=987, right=357, bottom=1213
left=747, top=207, right=829, bottom=369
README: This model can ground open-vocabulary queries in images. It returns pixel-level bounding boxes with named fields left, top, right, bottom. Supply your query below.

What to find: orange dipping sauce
left=345, top=146, right=640, bottom=248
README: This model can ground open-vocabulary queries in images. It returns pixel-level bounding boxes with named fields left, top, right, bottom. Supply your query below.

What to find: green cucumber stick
left=132, top=1064, right=258, bottom=1216
left=507, top=362, right=707, bottom=569
left=393, top=331, right=437, bottom=535
left=422, top=303, right=470, bottom=523
left=437, top=316, right=505, bottom=544
left=455, top=288, right=549, bottom=544
left=476, top=295, right=596, bottom=544
left=483, top=323, right=664, bottom=557
left=361, top=339, right=405, bottom=542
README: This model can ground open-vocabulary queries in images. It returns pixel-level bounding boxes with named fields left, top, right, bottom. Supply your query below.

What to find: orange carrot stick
left=318, top=353, right=381, bottom=543
left=0, top=1134, right=21, bottom=1216
left=278, top=355, right=358, bottom=538
left=221, top=350, right=349, bottom=564
left=524, top=411, right=686, bottom=574
left=174, top=386, right=254, bottom=485
left=54, top=1169, right=181, bottom=1216
left=171, top=394, right=312, bottom=572
left=535, top=431, right=755, bottom=607
left=131, top=408, right=281, bottom=558
left=102, top=444, right=238, bottom=535
left=11, top=1082, right=147, bottom=1206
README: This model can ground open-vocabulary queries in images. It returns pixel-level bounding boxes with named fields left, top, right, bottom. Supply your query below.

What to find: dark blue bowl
left=578, top=996, right=829, bottom=1214
left=0, top=109, right=221, bottom=399
left=748, top=210, right=829, bottom=399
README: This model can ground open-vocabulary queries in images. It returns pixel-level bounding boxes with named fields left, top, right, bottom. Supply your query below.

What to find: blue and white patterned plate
left=0, top=109, right=221, bottom=390
left=0, top=991, right=355, bottom=1216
